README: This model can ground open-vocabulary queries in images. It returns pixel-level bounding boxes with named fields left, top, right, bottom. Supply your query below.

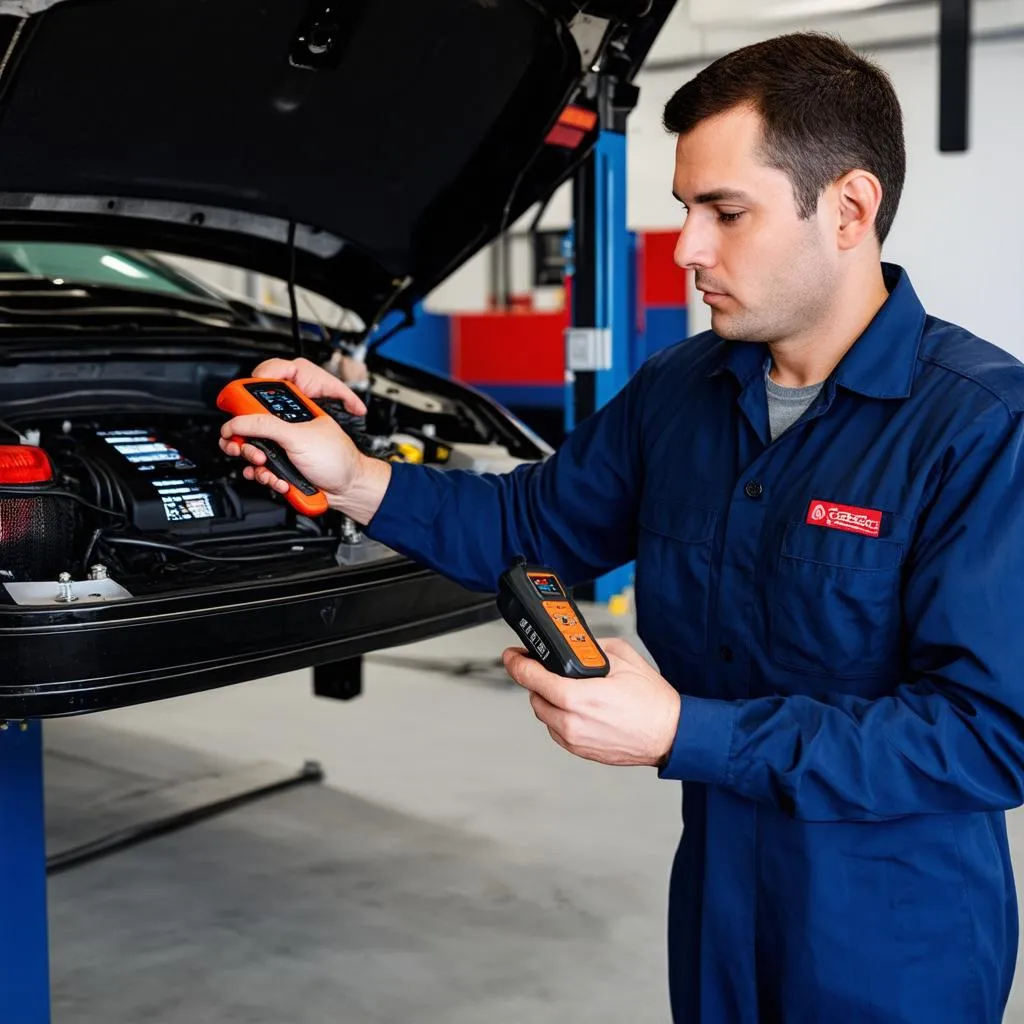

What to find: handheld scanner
left=497, top=560, right=609, bottom=678
left=216, top=378, right=329, bottom=517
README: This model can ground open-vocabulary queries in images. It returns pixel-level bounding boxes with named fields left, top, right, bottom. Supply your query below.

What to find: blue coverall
left=363, top=264, right=1024, bottom=1022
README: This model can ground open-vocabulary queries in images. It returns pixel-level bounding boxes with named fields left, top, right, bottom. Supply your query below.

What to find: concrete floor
left=42, top=611, right=1024, bottom=1022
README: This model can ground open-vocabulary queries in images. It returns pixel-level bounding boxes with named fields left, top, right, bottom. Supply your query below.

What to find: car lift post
left=0, top=719, right=51, bottom=1024
left=566, top=75, right=639, bottom=605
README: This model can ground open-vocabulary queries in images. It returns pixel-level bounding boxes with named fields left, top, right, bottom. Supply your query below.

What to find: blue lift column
left=565, top=76, right=640, bottom=605
left=0, top=718, right=51, bottom=1023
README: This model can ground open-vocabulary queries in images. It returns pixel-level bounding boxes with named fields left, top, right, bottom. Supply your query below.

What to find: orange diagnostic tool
left=497, top=558, right=609, bottom=678
left=216, top=378, right=329, bottom=517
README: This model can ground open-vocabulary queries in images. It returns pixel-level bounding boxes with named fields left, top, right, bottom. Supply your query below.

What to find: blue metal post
left=0, top=720, right=52, bottom=1023
left=591, top=128, right=633, bottom=604
left=591, top=130, right=632, bottom=416
left=567, top=115, right=635, bottom=605
left=627, top=229, right=640, bottom=378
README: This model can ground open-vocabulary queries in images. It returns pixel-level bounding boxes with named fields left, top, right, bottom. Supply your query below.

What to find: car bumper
left=0, top=560, right=498, bottom=718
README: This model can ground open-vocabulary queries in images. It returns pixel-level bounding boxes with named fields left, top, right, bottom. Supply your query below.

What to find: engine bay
left=0, top=357, right=542, bottom=607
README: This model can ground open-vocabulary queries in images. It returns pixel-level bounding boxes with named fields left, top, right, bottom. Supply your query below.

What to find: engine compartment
left=0, top=354, right=544, bottom=607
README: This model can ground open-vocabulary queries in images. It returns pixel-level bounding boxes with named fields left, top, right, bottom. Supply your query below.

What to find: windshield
left=0, top=242, right=219, bottom=299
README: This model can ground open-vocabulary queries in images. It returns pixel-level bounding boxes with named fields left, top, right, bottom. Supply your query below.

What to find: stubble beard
left=706, top=240, right=837, bottom=345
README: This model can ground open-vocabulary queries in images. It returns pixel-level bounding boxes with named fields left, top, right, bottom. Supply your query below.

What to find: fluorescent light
left=689, top=0, right=898, bottom=24
left=99, top=254, right=147, bottom=279
left=761, top=0, right=891, bottom=18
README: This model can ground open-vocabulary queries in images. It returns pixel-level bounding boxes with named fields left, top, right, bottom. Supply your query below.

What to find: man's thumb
left=222, top=413, right=292, bottom=447
left=600, top=637, right=652, bottom=671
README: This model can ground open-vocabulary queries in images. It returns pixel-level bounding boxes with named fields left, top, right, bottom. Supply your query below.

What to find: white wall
left=430, top=2, right=1024, bottom=359
left=881, top=38, right=1024, bottom=356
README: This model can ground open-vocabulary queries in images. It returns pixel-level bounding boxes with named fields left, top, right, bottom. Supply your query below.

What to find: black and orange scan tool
left=497, top=558, right=609, bottom=678
left=216, top=378, right=329, bottom=517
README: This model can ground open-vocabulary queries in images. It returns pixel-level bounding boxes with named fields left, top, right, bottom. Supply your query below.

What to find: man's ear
left=835, top=169, right=883, bottom=251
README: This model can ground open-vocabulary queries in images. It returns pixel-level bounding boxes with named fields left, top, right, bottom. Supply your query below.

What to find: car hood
left=0, top=0, right=674, bottom=336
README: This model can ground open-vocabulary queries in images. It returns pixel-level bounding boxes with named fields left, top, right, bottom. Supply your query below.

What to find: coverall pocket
left=770, top=521, right=904, bottom=677
left=636, top=498, right=717, bottom=658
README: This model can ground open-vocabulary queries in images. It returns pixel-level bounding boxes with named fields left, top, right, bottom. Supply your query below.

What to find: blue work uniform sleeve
left=660, top=404, right=1024, bottom=822
left=361, top=368, right=650, bottom=593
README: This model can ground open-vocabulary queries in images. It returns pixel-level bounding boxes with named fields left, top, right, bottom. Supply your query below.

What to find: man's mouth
left=698, top=285, right=729, bottom=306
left=696, top=279, right=728, bottom=298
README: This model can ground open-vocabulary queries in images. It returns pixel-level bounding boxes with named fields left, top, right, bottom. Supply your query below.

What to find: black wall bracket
left=939, top=0, right=971, bottom=152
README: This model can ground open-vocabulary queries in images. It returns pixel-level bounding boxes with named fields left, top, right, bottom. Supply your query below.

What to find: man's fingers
left=237, top=457, right=287, bottom=493
left=219, top=413, right=292, bottom=449
left=219, top=416, right=306, bottom=499
left=531, top=694, right=589, bottom=758
left=238, top=441, right=267, bottom=466
left=251, top=357, right=367, bottom=415
left=251, top=357, right=306, bottom=380
left=257, top=467, right=289, bottom=493
left=502, top=648, right=571, bottom=707
left=331, top=386, right=367, bottom=416
left=546, top=725, right=574, bottom=755
left=601, top=636, right=652, bottom=671
left=529, top=689, right=560, bottom=725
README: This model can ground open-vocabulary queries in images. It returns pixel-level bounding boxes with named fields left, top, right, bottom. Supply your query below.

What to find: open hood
left=0, top=0, right=675, bottom=335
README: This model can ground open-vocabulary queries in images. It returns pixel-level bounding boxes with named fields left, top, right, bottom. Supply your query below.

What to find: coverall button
left=720, top=645, right=734, bottom=663
left=744, top=479, right=763, bottom=499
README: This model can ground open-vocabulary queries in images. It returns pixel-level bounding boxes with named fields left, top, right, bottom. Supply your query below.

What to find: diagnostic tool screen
left=245, top=382, right=314, bottom=423
left=528, top=573, right=565, bottom=599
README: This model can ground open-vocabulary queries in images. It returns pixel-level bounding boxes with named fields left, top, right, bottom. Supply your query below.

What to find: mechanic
left=220, top=32, right=1024, bottom=1024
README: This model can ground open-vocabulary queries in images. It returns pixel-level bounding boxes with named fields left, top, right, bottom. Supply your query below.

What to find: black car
left=0, top=0, right=674, bottom=718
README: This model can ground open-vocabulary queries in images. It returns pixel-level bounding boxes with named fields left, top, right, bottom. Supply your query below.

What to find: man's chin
left=710, top=310, right=741, bottom=339
left=710, top=310, right=762, bottom=343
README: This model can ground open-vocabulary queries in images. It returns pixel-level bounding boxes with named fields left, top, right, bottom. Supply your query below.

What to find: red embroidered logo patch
left=806, top=499, right=882, bottom=538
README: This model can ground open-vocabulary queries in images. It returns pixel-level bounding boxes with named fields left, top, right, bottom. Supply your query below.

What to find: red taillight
left=0, top=445, right=54, bottom=485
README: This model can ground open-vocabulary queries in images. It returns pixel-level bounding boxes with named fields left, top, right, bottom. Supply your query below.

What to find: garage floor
left=43, top=610, right=1024, bottom=1023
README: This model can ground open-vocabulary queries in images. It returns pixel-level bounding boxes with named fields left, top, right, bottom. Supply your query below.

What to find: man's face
left=672, top=103, right=837, bottom=344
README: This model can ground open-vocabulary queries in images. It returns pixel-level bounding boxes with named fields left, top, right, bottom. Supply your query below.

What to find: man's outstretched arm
left=219, top=355, right=653, bottom=593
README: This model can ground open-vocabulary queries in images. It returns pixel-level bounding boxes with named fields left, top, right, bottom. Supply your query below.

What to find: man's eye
left=719, top=211, right=744, bottom=224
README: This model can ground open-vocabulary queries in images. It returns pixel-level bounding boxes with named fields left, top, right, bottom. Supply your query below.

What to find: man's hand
left=502, top=638, right=681, bottom=767
left=218, top=357, right=390, bottom=524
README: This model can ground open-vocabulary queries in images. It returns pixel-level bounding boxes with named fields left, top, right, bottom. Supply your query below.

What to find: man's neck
left=767, top=263, right=890, bottom=388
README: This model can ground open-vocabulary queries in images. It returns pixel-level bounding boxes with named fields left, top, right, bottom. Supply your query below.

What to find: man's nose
left=674, top=218, right=714, bottom=270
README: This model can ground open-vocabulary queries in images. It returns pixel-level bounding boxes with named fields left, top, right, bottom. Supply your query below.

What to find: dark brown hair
left=663, top=33, right=905, bottom=244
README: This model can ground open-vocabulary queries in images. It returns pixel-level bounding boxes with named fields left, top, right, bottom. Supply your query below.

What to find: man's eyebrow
left=672, top=188, right=753, bottom=205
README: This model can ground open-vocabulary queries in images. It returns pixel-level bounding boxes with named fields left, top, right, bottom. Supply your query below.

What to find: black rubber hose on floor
left=46, top=760, right=325, bottom=876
